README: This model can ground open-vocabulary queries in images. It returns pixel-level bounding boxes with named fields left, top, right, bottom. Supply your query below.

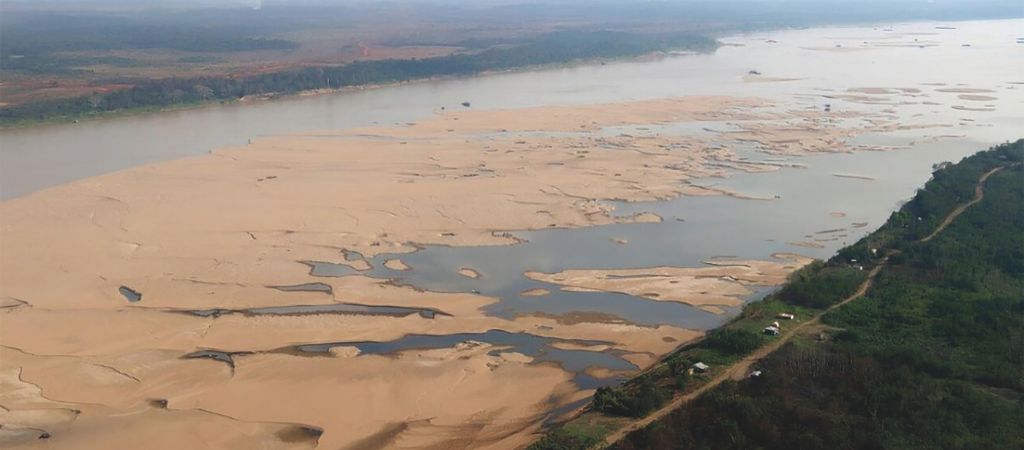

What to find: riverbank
left=0, top=31, right=718, bottom=129
left=609, top=145, right=1024, bottom=449
left=5, top=18, right=1023, bottom=202
left=0, top=92, right=919, bottom=449
left=2, top=19, right=1023, bottom=450
left=529, top=140, right=1024, bottom=449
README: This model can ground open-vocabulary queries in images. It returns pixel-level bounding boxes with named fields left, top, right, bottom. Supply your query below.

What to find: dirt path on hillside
left=921, top=165, right=1006, bottom=242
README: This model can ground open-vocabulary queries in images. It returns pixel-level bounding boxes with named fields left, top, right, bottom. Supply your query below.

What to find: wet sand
left=1, top=94, right=876, bottom=449
left=0, top=88, right=991, bottom=448
left=3, top=19, right=1023, bottom=450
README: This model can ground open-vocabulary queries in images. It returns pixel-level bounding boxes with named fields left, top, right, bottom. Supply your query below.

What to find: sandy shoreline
left=5, top=16, right=1024, bottom=447
left=0, top=88, right=965, bottom=449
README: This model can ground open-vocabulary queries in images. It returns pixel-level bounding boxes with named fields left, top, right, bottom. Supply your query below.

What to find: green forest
left=532, top=140, right=1024, bottom=450
left=0, top=31, right=715, bottom=127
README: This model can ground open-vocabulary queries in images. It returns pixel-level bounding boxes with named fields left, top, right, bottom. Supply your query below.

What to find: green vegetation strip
left=0, top=31, right=716, bottom=127
left=532, top=140, right=1024, bottom=450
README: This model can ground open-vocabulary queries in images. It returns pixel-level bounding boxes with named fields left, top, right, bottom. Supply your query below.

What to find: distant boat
left=461, top=101, right=471, bottom=107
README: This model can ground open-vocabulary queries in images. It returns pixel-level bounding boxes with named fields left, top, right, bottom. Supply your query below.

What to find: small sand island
left=457, top=267, right=482, bottom=279
left=832, top=173, right=877, bottom=180
left=525, top=254, right=813, bottom=313
left=958, top=94, right=998, bottom=101
left=384, top=259, right=411, bottom=271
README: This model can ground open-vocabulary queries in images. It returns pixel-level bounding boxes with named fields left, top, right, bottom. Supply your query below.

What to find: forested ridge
left=532, top=140, right=1024, bottom=450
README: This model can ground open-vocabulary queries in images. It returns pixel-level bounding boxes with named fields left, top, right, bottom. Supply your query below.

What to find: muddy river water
left=4, top=17, right=1023, bottom=374
left=1, top=18, right=1022, bottom=450
left=2, top=20, right=1020, bottom=200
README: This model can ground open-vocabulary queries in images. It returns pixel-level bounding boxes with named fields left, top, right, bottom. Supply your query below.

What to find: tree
left=193, top=84, right=214, bottom=100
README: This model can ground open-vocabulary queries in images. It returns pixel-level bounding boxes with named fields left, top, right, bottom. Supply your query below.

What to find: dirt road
left=596, top=163, right=1008, bottom=448
left=921, top=166, right=1005, bottom=242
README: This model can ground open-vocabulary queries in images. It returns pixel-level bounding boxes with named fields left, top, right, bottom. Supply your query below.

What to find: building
left=763, top=326, right=780, bottom=336
left=693, top=362, right=710, bottom=373
left=777, top=313, right=795, bottom=320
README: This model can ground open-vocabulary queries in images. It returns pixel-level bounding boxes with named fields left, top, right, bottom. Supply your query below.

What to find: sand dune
left=0, top=94, right=921, bottom=448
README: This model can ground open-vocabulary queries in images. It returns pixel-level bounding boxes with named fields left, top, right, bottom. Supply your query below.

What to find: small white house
left=763, top=326, right=780, bottom=336
left=749, top=370, right=763, bottom=378
left=777, top=313, right=795, bottom=320
left=771, top=321, right=781, bottom=328
left=693, top=362, right=710, bottom=373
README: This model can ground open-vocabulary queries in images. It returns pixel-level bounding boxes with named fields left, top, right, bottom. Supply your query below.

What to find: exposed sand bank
left=0, top=93, right=934, bottom=448
left=957, top=94, right=998, bottom=101
left=458, top=268, right=482, bottom=279
left=936, top=87, right=996, bottom=94
left=383, top=259, right=411, bottom=271
left=742, top=75, right=802, bottom=83
left=832, top=173, right=877, bottom=181
left=4, top=15, right=1024, bottom=448
left=525, top=254, right=813, bottom=313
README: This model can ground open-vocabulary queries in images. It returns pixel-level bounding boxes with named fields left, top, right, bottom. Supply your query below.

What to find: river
left=2, top=18, right=1022, bottom=344
left=2, top=19, right=1020, bottom=201
left=2, top=18, right=1022, bottom=450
